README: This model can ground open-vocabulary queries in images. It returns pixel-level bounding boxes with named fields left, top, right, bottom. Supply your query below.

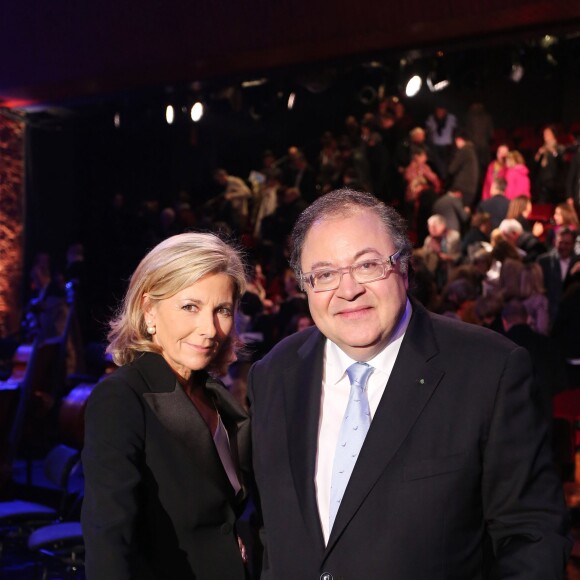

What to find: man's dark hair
left=492, top=177, right=507, bottom=194
left=501, top=298, right=528, bottom=325
left=289, top=188, right=412, bottom=277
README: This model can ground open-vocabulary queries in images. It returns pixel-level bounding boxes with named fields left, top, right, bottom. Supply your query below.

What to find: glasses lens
left=353, top=260, right=385, bottom=282
left=313, top=270, right=339, bottom=289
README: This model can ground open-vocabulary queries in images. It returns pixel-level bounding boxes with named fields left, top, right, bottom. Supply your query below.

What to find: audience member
left=534, top=124, right=565, bottom=203
left=432, top=190, right=470, bottom=234
left=498, top=218, right=546, bottom=263
left=403, top=145, right=440, bottom=226
left=481, top=144, right=508, bottom=201
left=504, top=150, right=531, bottom=200
left=506, top=195, right=543, bottom=237
left=501, top=299, right=568, bottom=417
left=566, top=144, right=580, bottom=215
left=519, top=262, right=550, bottom=335
left=474, top=293, right=504, bottom=333
left=293, top=153, right=318, bottom=204
left=461, top=212, right=492, bottom=260
left=253, top=169, right=281, bottom=239
left=425, top=106, right=458, bottom=179
left=478, top=177, right=509, bottom=228
left=213, top=168, right=252, bottom=232
left=551, top=264, right=580, bottom=388
left=447, top=129, right=479, bottom=208
left=546, top=202, right=579, bottom=248
left=537, top=227, right=580, bottom=325
left=421, top=214, right=461, bottom=289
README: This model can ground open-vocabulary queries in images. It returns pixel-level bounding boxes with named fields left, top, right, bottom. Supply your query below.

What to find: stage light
left=114, top=112, right=120, bottom=128
left=190, top=101, right=204, bottom=122
left=241, top=78, right=267, bottom=88
left=426, top=74, right=450, bottom=92
left=287, top=92, right=296, bottom=110
left=405, top=75, right=422, bottom=97
left=166, top=105, right=175, bottom=124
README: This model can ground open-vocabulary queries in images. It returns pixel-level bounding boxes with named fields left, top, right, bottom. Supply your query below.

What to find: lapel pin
left=419, top=378, right=425, bottom=384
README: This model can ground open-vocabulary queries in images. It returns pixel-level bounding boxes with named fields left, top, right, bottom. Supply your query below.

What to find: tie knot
left=346, top=362, right=374, bottom=390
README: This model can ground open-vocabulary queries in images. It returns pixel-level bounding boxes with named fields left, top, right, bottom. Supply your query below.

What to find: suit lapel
left=284, top=328, right=327, bottom=552
left=325, top=302, right=445, bottom=553
left=136, top=353, right=235, bottom=499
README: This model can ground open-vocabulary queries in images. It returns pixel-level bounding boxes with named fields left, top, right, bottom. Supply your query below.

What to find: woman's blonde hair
left=507, top=150, right=525, bottom=166
left=519, top=262, right=545, bottom=298
left=107, top=232, right=246, bottom=373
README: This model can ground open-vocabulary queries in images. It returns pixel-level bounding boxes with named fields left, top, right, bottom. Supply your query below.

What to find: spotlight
left=287, top=92, right=296, bottom=110
left=405, top=75, right=422, bottom=98
left=113, top=112, right=121, bottom=128
left=426, top=74, right=450, bottom=92
left=540, top=34, right=557, bottom=49
left=166, top=105, right=175, bottom=125
left=241, top=78, right=268, bottom=88
left=190, top=101, right=204, bottom=122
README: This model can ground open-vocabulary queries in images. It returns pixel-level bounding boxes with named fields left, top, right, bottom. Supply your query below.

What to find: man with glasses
left=248, top=188, right=569, bottom=579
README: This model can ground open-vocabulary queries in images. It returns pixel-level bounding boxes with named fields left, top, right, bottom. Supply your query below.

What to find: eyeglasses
left=300, top=250, right=401, bottom=292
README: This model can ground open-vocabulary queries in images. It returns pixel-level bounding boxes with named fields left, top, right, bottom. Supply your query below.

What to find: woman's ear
left=142, top=294, right=158, bottom=336
left=142, top=293, right=155, bottom=322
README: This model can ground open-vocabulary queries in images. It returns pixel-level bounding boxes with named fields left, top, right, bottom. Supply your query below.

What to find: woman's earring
left=146, top=322, right=156, bottom=335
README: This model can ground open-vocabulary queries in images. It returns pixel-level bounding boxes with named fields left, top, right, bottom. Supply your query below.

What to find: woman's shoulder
left=90, top=360, right=149, bottom=402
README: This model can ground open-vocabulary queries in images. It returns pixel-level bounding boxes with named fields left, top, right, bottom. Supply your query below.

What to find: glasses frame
left=300, top=249, right=401, bottom=292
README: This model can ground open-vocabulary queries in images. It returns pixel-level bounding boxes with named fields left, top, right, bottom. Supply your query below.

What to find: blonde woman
left=82, top=233, right=250, bottom=579
left=520, top=262, right=549, bottom=335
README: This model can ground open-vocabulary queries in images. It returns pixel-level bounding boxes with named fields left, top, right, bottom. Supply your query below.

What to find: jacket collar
left=135, top=352, right=251, bottom=502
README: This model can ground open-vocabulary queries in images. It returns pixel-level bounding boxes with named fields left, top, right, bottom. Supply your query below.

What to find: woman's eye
left=217, top=307, right=233, bottom=317
left=182, top=304, right=198, bottom=312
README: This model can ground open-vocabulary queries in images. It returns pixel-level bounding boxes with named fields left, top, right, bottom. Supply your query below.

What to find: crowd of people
left=12, top=97, right=580, bottom=402
left=4, top=95, right=580, bottom=578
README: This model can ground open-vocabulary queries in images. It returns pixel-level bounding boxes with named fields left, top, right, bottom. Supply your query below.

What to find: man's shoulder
left=255, top=326, right=321, bottom=368
left=537, top=250, right=557, bottom=265
left=424, top=308, right=519, bottom=357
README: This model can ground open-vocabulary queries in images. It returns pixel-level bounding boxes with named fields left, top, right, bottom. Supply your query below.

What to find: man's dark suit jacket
left=478, top=195, right=509, bottom=229
left=248, top=300, right=570, bottom=579
left=82, top=352, right=250, bottom=580
left=538, top=249, right=580, bottom=324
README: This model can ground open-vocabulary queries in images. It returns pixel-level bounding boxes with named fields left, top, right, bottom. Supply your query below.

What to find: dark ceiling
left=2, top=0, right=580, bottom=108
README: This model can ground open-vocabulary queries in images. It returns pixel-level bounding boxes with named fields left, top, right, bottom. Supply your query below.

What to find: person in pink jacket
left=505, top=150, right=531, bottom=200
left=481, top=144, right=509, bottom=200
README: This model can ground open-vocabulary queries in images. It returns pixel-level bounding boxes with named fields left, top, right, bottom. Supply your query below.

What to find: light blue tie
left=329, top=362, right=374, bottom=531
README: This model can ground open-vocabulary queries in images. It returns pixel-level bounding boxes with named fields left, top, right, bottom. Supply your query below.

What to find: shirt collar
left=325, top=298, right=412, bottom=384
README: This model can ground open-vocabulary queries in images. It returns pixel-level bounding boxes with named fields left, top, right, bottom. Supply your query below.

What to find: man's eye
left=316, top=270, right=336, bottom=282
left=358, top=261, right=379, bottom=271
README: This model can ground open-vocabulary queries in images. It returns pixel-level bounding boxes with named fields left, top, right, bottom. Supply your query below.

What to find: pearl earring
left=146, top=322, right=156, bottom=335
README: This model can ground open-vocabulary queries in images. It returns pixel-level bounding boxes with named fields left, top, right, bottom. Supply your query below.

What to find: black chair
left=0, top=444, right=80, bottom=559
left=28, top=520, right=84, bottom=580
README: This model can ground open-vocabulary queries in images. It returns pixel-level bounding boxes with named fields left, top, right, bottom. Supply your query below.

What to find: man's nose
left=335, top=269, right=364, bottom=299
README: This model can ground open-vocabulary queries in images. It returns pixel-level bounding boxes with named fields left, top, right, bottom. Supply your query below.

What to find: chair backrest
left=43, top=445, right=80, bottom=491
left=43, top=444, right=82, bottom=518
